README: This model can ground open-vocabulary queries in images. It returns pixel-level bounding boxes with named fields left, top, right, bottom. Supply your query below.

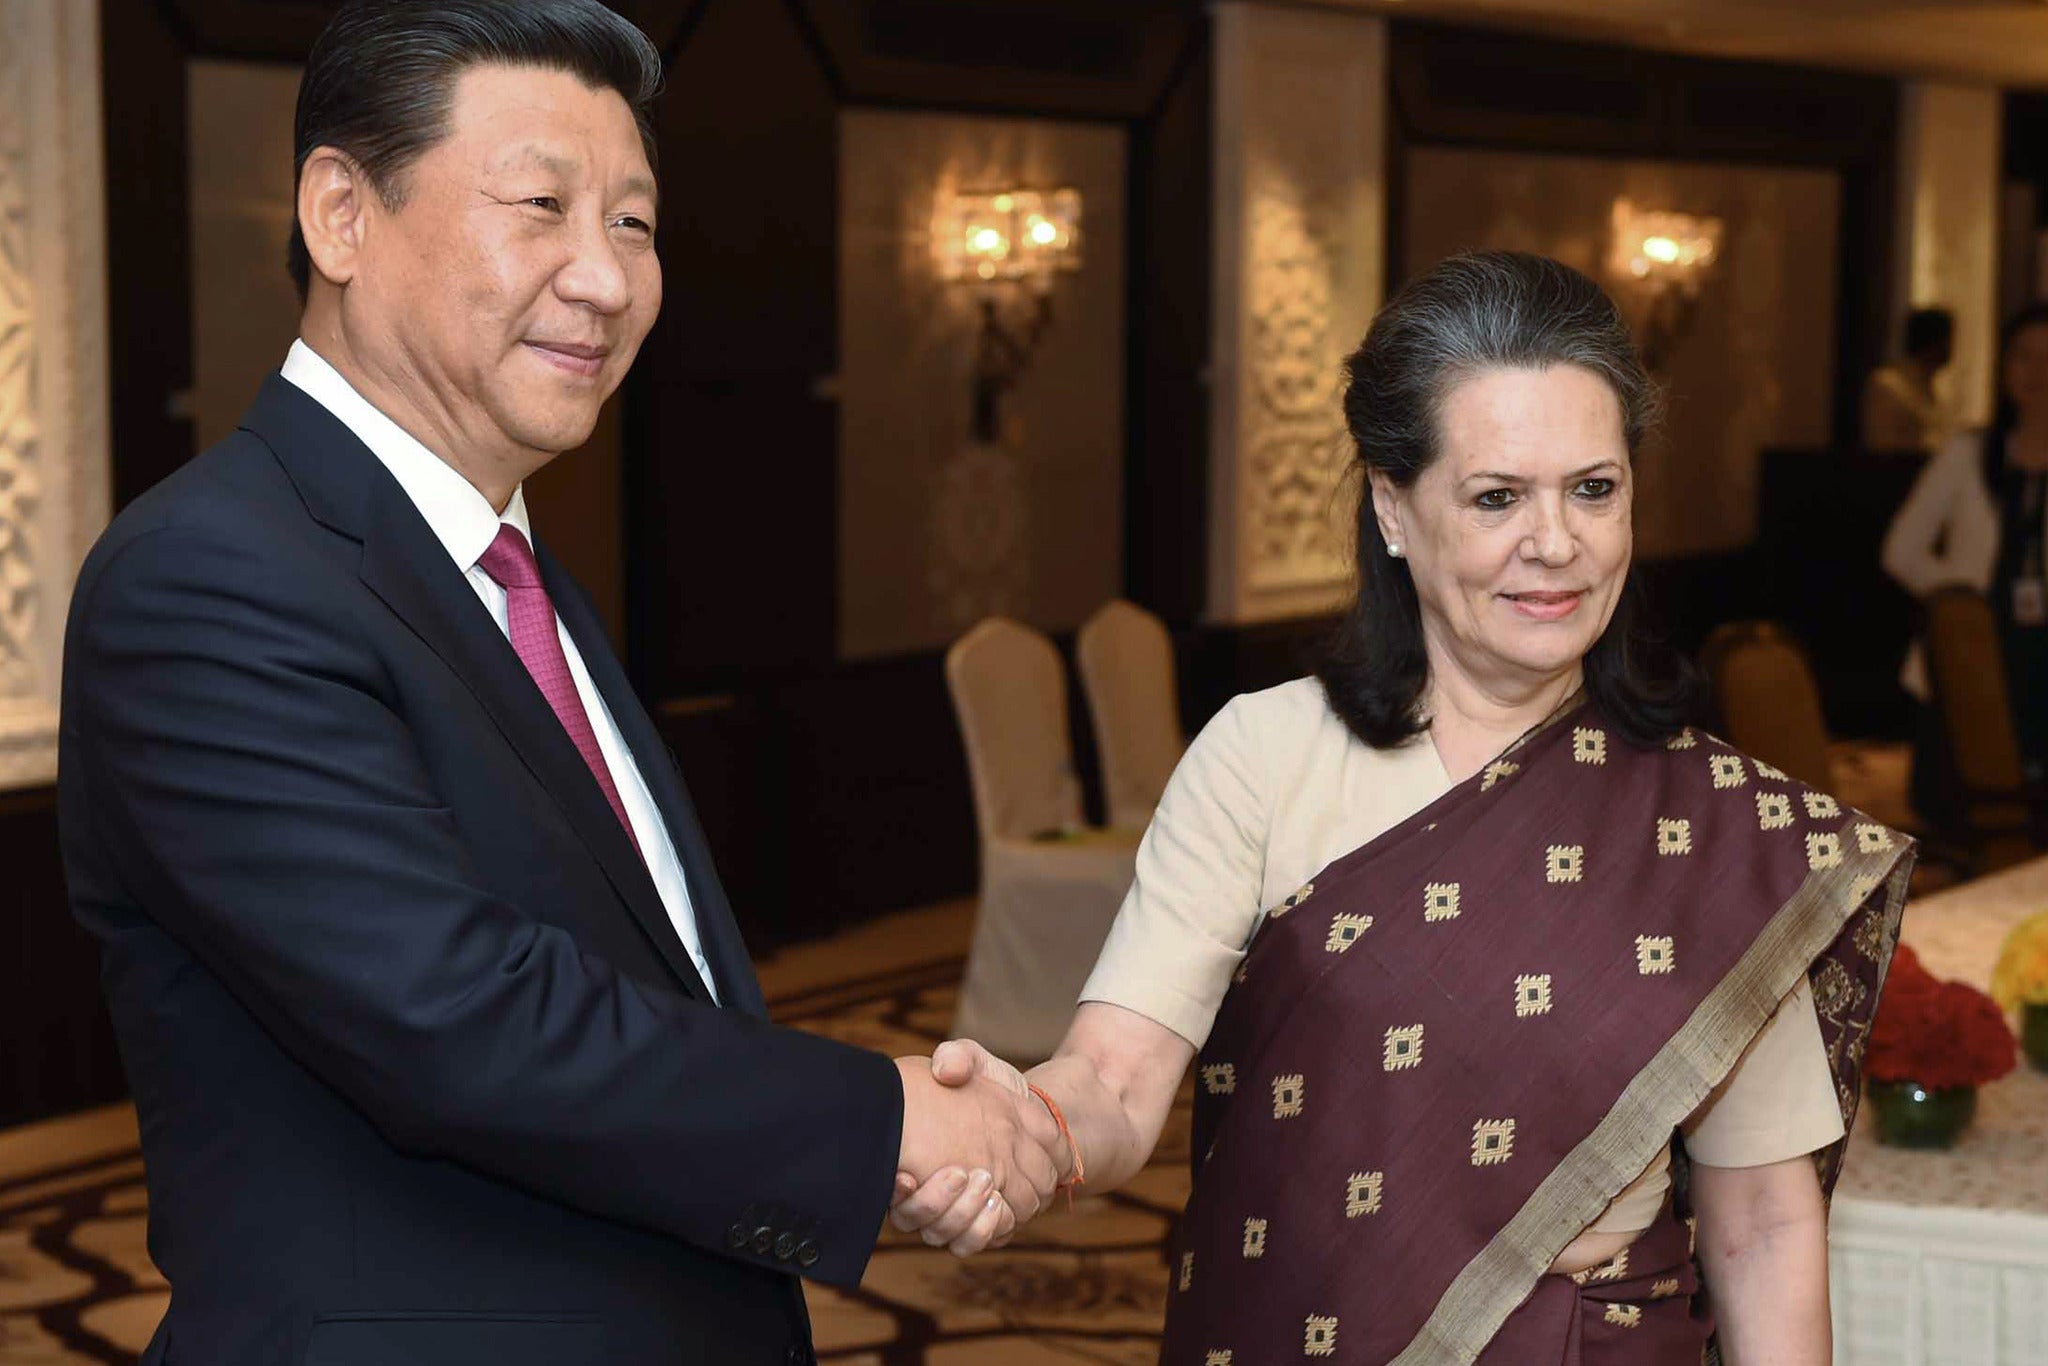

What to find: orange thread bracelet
left=1027, top=1082, right=1085, bottom=1211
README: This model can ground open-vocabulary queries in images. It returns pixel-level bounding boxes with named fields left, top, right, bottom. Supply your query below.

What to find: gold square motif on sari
left=1587, top=1247, right=1629, bottom=1281
left=1272, top=1074, right=1305, bottom=1118
left=1756, top=792, right=1794, bottom=831
left=1604, top=1304, right=1643, bottom=1328
left=1481, top=759, right=1519, bottom=790
left=1807, top=831, right=1844, bottom=870
left=1667, top=727, right=1698, bottom=749
left=1344, top=1171, right=1384, bottom=1217
left=1202, top=1063, right=1237, bottom=1095
left=1326, top=914, right=1374, bottom=952
left=1573, top=727, right=1607, bottom=764
left=1711, top=754, right=1746, bottom=789
left=1635, top=935, right=1675, bottom=974
left=1243, top=1218, right=1268, bottom=1257
left=1304, top=1315, right=1338, bottom=1357
left=1471, top=1118, right=1516, bottom=1165
left=1656, top=818, right=1691, bottom=855
left=1179, top=1251, right=1194, bottom=1290
left=1382, top=1024, right=1423, bottom=1070
left=1546, top=845, right=1584, bottom=883
left=1515, top=974, right=1552, bottom=1016
left=1206, top=1352, right=1233, bottom=1365
left=1805, top=792, right=1841, bottom=819
left=1423, top=882, right=1461, bottom=921
left=1271, top=882, right=1316, bottom=919
left=1854, top=822, right=1893, bottom=853
left=1650, top=1278, right=1682, bottom=1299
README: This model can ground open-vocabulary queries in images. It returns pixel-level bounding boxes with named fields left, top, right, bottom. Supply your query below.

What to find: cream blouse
left=1080, top=678, right=1845, bottom=1239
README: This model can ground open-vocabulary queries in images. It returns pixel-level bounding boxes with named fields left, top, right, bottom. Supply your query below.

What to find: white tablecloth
left=1831, top=855, right=2048, bottom=1366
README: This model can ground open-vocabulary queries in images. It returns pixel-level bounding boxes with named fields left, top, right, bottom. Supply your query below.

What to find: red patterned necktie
left=476, top=525, right=641, bottom=856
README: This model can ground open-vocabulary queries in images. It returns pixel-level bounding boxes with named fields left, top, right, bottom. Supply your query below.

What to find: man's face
left=344, top=63, right=661, bottom=460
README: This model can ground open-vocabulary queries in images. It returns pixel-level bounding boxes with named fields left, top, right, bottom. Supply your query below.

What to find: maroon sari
left=1160, top=707, right=1910, bottom=1365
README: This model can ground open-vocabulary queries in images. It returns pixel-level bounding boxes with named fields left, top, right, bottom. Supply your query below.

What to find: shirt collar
left=280, top=339, right=529, bottom=574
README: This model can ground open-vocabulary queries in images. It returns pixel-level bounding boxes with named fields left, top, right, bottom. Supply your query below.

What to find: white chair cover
left=1077, top=600, right=1186, bottom=831
left=945, top=619, right=1137, bottom=1063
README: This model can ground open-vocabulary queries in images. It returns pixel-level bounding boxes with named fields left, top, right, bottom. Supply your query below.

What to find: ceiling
left=1312, top=0, right=2048, bottom=87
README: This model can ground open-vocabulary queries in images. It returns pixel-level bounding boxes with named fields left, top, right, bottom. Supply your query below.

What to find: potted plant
left=1865, top=945, right=2016, bottom=1149
left=1990, top=911, right=2048, bottom=1070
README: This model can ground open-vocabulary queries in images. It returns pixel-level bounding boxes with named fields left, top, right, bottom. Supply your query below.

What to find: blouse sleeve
left=1681, top=977, right=1845, bottom=1167
left=1078, top=695, right=1273, bottom=1049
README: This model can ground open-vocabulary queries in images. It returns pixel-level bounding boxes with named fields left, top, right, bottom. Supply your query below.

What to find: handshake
left=890, top=1039, right=1074, bottom=1257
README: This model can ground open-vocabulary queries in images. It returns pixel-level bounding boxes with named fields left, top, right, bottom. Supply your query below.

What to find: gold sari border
left=1388, top=830, right=1911, bottom=1366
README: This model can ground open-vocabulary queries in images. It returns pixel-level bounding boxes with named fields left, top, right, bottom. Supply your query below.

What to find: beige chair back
left=1076, top=600, right=1186, bottom=830
left=1925, top=589, right=2028, bottom=796
left=1701, top=622, right=1833, bottom=790
left=945, top=618, right=1084, bottom=844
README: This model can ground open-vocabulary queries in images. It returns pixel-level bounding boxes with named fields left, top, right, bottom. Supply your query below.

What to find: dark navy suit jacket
left=58, top=376, right=903, bottom=1366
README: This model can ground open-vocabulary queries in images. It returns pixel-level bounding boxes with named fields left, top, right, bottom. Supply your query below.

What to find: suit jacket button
left=726, top=1222, right=749, bottom=1250
left=796, top=1240, right=821, bottom=1269
left=774, top=1232, right=799, bottom=1261
left=751, top=1225, right=775, bottom=1256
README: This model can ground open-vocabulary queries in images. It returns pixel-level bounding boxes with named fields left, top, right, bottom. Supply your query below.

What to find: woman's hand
left=1691, top=1154, right=1831, bottom=1366
left=891, top=1005, right=1195, bottom=1258
left=890, top=1040, right=1050, bottom=1255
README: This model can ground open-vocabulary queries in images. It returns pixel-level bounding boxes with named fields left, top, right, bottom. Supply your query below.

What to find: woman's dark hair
left=1316, top=250, right=1693, bottom=749
left=288, top=0, right=664, bottom=302
left=1991, top=301, right=2048, bottom=435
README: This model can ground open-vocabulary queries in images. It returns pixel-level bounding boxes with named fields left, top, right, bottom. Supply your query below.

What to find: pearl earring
left=1387, top=542, right=1403, bottom=558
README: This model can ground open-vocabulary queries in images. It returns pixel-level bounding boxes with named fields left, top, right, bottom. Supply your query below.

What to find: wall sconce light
left=934, top=187, right=1083, bottom=441
left=1606, top=198, right=1723, bottom=371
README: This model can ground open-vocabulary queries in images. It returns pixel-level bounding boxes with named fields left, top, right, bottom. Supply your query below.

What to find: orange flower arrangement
left=1867, top=945, right=2016, bottom=1090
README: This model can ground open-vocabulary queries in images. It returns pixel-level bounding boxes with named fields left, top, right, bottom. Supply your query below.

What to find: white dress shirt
left=280, top=340, right=720, bottom=1001
left=1880, top=428, right=2048, bottom=699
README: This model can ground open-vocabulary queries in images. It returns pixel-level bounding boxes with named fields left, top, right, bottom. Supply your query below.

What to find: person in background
left=1863, top=307, right=1956, bottom=454
left=1883, top=302, right=2048, bottom=813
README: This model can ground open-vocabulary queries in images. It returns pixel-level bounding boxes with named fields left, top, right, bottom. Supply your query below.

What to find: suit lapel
left=245, top=377, right=715, bottom=1004
left=541, top=549, right=768, bottom=1019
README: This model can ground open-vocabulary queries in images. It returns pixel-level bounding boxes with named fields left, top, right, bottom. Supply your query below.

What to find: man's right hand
left=894, top=1055, right=1061, bottom=1251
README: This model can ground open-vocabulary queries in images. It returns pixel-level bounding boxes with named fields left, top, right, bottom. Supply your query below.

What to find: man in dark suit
left=59, top=4, right=1064, bottom=1363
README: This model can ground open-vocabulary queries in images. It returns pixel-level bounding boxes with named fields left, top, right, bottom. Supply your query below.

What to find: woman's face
left=2004, top=323, right=2048, bottom=423
left=1370, top=364, right=1634, bottom=702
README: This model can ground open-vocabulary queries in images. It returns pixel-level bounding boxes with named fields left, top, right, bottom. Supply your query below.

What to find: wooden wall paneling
left=1755, top=447, right=1924, bottom=740
left=794, top=0, right=1196, bottom=119
left=625, top=0, right=840, bottom=697
left=103, top=1, right=197, bottom=509
left=1125, top=17, right=1210, bottom=625
left=2008, top=91, right=2048, bottom=194
left=151, top=1, right=700, bottom=64
left=761, top=654, right=976, bottom=945
left=157, top=0, right=334, bottom=62
left=1837, top=125, right=1901, bottom=454
left=0, top=789, right=126, bottom=1129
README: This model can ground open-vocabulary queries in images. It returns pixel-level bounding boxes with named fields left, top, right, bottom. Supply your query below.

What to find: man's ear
left=297, top=148, right=373, bottom=289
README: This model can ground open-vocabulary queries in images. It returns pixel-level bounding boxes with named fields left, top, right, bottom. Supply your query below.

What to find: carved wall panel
left=0, top=0, right=110, bottom=789
left=1209, top=3, right=1384, bottom=625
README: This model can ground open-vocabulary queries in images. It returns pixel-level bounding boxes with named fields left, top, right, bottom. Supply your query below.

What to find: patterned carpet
left=0, top=901, right=1191, bottom=1365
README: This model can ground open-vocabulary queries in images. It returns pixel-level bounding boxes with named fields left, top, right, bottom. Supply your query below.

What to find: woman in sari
left=893, top=251, right=1911, bottom=1364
